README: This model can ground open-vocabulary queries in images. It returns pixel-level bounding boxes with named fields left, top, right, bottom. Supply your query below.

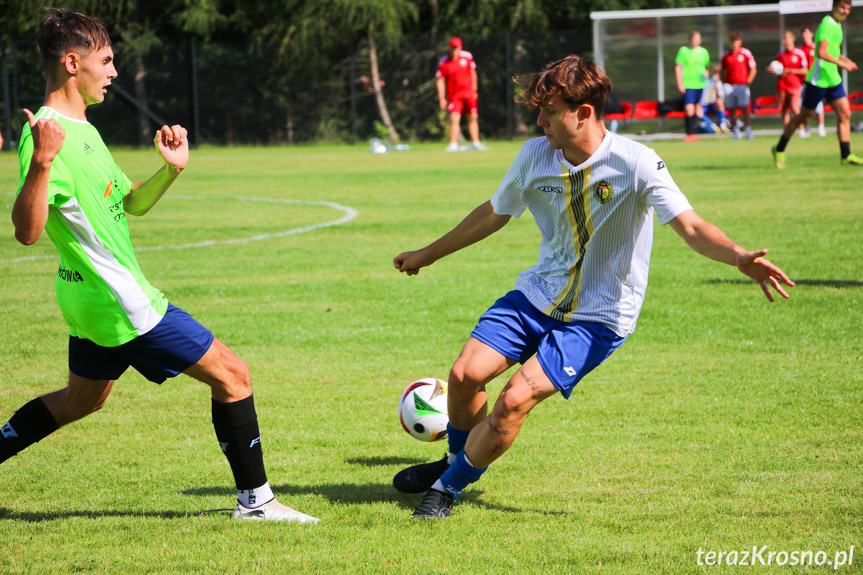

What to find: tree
left=253, top=0, right=418, bottom=142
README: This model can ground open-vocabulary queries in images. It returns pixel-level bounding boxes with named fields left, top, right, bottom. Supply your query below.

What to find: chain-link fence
left=1, top=30, right=593, bottom=149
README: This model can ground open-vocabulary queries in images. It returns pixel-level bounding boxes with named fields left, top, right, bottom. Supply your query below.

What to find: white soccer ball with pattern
left=398, top=378, right=449, bottom=442
left=768, top=60, right=784, bottom=75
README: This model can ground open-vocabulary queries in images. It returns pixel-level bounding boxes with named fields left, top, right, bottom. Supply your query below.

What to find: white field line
left=1, top=195, right=359, bottom=264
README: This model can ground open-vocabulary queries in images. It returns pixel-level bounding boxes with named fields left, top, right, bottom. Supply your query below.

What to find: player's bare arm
left=669, top=209, right=795, bottom=302
left=675, top=64, right=685, bottom=93
left=816, top=41, right=857, bottom=71
left=11, top=109, right=66, bottom=245
left=124, top=124, right=189, bottom=216
left=436, top=77, right=448, bottom=109
left=394, top=201, right=510, bottom=276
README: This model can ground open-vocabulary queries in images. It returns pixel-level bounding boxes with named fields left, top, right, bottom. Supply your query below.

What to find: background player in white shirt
left=392, top=55, right=794, bottom=519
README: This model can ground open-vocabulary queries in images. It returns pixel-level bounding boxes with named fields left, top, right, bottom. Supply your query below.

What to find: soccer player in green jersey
left=675, top=31, right=711, bottom=142
left=3, top=8, right=317, bottom=523
left=772, top=0, right=861, bottom=167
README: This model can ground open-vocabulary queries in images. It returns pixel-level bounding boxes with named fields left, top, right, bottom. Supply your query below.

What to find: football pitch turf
left=0, top=136, right=860, bottom=573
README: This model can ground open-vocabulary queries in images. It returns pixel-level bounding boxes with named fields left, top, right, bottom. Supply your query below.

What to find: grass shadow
left=0, top=507, right=201, bottom=522
left=705, top=278, right=863, bottom=288
left=344, top=456, right=426, bottom=466
left=181, top=482, right=566, bottom=516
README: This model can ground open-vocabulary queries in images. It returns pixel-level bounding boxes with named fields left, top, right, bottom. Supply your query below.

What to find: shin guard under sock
left=0, top=398, right=59, bottom=464
left=211, top=395, right=268, bottom=492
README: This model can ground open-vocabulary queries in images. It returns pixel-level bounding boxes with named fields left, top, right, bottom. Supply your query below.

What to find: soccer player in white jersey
left=392, top=55, right=795, bottom=519
left=4, top=9, right=316, bottom=523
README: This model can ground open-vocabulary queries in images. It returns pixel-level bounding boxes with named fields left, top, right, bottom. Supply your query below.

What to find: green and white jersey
left=675, top=46, right=710, bottom=89
left=18, top=107, right=167, bottom=346
left=491, top=134, right=693, bottom=337
left=807, top=14, right=843, bottom=88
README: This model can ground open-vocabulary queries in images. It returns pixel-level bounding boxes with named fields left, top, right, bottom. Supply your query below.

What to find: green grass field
left=0, top=136, right=861, bottom=574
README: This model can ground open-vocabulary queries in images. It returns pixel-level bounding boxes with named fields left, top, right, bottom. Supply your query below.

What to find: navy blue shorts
left=683, top=88, right=703, bottom=106
left=470, top=291, right=627, bottom=399
left=69, top=304, right=215, bottom=383
left=802, top=83, right=846, bottom=110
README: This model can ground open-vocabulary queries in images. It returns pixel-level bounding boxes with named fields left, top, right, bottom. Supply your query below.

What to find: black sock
left=0, top=398, right=59, bottom=464
left=776, top=135, right=790, bottom=152
left=211, top=395, right=268, bottom=490
left=686, top=115, right=696, bottom=135
left=840, top=141, right=851, bottom=159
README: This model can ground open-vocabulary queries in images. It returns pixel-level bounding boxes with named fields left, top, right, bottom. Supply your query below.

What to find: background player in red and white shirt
left=800, top=25, right=827, bottom=137
left=436, top=37, right=487, bottom=152
left=768, top=30, right=809, bottom=128
left=721, top=31, right=757, bottom=139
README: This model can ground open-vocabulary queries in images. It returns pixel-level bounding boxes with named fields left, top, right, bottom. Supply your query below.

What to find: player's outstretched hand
left=154, top=124, right=189, bottom=173
left=735, top=249, right=795, bottom=302
left=394, top=250, right=432, bottom=276
left=24, top=108, right=65, bottom=163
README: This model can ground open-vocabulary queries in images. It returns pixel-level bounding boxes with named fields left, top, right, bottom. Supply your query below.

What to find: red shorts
left=447, top=93, right=478, bottom=115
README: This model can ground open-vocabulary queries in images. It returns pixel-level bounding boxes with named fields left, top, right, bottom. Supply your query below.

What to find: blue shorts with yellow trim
left=470, top=290, right=626, bottom=399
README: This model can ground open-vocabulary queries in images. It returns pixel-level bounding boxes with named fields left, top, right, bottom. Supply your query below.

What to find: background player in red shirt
left=800, top=26, right=827, bottom=137
left=436, top=37, right=487, bottom=152
left=768, top=30, right=809, bottom=129
left=721, top=31, right=757, bottom=140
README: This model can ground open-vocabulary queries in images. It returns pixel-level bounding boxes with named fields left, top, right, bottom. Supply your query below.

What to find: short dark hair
left=38, top=8, right=112, bottom=71
left=516, top=55, right=613, bottom=118
left=729, top=31, right=742, bottom=42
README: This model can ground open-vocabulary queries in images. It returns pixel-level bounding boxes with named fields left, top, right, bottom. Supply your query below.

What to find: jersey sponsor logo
left=103, top=180, right=114, bottom=198
left=593, top=180, right=613, bottom=204
left=1, top=422, right=18, bottom=438
left=57, top=266, right=85, bottom=282
left=538, top=185, right=564, bottom=194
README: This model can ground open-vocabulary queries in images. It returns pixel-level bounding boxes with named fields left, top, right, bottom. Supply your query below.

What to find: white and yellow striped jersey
left=491, top=133, right=692, bottom=336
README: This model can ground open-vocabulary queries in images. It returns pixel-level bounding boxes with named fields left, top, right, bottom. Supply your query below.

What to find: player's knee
left=491, top=386, right=530, bottom=426
left=66, top=391, right=108, bottom=420
left=224, top=355, right=252, bottom=396
left=449, top=361, right=489, bottom=392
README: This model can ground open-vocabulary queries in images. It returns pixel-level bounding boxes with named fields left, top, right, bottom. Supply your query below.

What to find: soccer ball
left=768, top=60, right=784, bottom=75
left=398, top=378, right=449, bottom=442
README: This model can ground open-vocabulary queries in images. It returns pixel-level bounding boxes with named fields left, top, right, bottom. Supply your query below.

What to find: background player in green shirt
left=675, top=31, right=711, bottom=142
left=772, top=0, right=861, bottom=167
left=3, top=8, right=317, bottom=523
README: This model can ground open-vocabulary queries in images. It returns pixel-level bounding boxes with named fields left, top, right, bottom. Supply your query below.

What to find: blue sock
left=718, top=111, right=727, bottom=124
left=436, top=451, right=487, bottom=500
left=446, top=423, right=470, bottom=461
